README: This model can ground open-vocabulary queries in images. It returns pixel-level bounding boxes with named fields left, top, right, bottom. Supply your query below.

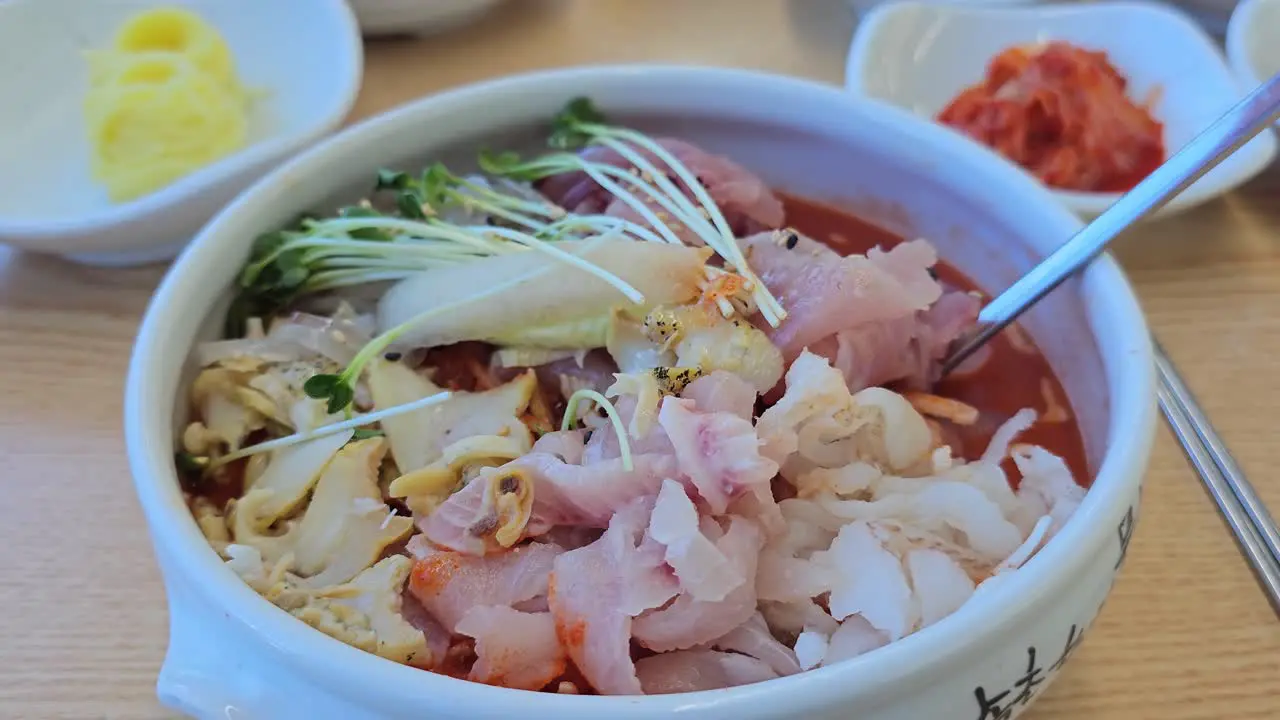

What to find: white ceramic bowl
left=124, top=65, right=1157, bottom=720
left=0, top=0, right=362, bottom=266
left=846, top=1, right=1278, bottom=219
left=845, top=0, right=1043, bottom=20
left=1227, top=0, right=1280, bottom=94
left=348, top=0, right=503, bottom=37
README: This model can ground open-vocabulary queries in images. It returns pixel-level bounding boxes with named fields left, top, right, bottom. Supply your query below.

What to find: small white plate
left=846, top=1, right=1278, bottom=219
left=0, top=0, right=362, bottom=266
left=1227, top=0, right=1280, bottom=94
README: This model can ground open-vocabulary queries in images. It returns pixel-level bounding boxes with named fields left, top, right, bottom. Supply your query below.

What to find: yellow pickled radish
left=83, top=6, right=253, bottom=203
left=86, top=54, right=247, bottom=202
left=111, top=6, right=235, bottom=88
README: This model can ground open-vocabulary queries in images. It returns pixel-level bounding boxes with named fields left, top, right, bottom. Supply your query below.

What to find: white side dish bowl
left=124, top=65, right=1156, bottom=720
left=348, top=0, right=505, bottom=37
left=1227, top=0, right=1280, bottom=97
left=0, top=0, right=362, bottom=266
left=846, top=1, right=1278, bottom=219
left=844, top=0, right=1043, bottom=21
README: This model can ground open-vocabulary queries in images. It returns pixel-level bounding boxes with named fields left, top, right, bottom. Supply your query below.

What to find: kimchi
left=937, top=41, right=1164, bottom=193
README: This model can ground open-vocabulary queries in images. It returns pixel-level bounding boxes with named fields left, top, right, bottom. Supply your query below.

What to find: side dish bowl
left=124, top=65, right=1156, bottom=719
left=846, top=1, right=1278, bottom=219
left=348, top=0, right=504, bottom=36
left=0, top=0, right=362, bottom=266
left=1227, top=0, right=1280, bottom=99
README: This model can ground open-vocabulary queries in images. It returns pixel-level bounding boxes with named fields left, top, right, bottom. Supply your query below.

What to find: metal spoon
left=938, top=71, right=1280, bottom=609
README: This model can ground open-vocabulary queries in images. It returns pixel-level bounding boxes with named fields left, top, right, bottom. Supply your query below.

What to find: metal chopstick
left=1154, top=338, right=1280, bottom=613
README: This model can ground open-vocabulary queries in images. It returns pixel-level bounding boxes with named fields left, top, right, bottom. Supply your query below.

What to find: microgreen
left=223, top=95, right=788, bottom=418
left=302, top=373, right=355, bottom=415
left=549, top=97, right=608, bottom=149
left=525, top=97, right=787, bottom=325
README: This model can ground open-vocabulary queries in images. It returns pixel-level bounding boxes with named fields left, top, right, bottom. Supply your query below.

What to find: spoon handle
left=942, top=71, right=1280, bottom=374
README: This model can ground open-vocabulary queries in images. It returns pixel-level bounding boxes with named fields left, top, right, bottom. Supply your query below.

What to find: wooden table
left=3, top=1, right=1279, bottom=718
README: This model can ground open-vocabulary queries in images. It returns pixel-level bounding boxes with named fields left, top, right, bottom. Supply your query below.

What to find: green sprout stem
left=304, top=269, right=421, bottom=291
left=577, top=124, right=787, bottom=326
left=446, top=178, right=563, bottom=229
left=211, top=389, right=455, bottom=467
left=486, top=140, right=786, bottom=326
left=483, top=152, right=687, bottom=246
left=560, top=388, right=633, bottom=471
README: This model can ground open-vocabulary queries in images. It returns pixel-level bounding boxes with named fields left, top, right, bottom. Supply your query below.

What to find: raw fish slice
left=549, top=499, right=674, bottom=695
left=632, top=516, right=763, bottom=652
left=635, top=650, right=778, bottom=694
left=456, top=606, right=567, bottom=690
left=647, top=479, right=744, bottom=602
left=659, top=396, right=778, bottom=514
left=407, top=541, right=561, bottom=632
left=742, top=232, right=941, bottom=361
left=681, top=370, right=758, bottom=421
left=705, top=611, right=801, bottom=676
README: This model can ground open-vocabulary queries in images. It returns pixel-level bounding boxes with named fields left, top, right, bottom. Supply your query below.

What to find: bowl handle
left=156, top=575, right=278, bottom=720
left=155, top=572, right=372, bottom=720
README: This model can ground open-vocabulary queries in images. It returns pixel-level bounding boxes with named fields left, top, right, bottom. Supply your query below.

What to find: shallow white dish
left=125, top=65, right=1156, bottom=719
left=1227, top=0, right=1280, bottom=95
left=0, top=0, right=362, bottom=266
left=846, top=1, right=1278, bottom=219
left=348, top=0, right=503, bottom=37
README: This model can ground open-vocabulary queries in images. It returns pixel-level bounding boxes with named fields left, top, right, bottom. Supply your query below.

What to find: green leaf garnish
left=303, top=374, right=340, bottom=399
left=250, top=230, right=289, bottom=258
left=396, top=191, right=427, bottom=220
left=338, top=206, right=393, bottom=241
left=477, top=149, right=557, bottom=182
left=549, top=96, right=607, bottom=149
left=419, top=163, right=456, bottom=207
left=376, top=169, right=411, bottom=191
left=326, top=383, right=355, bottom=415
left=303, top=373, right=357, bottom=415
left=352, top=427, right=384, bottom=440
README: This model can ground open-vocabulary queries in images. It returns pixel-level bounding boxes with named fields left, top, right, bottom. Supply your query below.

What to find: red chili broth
left=777, top=192, right=1091, bottom=488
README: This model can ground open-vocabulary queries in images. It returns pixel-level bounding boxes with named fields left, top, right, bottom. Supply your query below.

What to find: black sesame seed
left=383, top=351, right=403, bottom=362
left=784, top=231, right=799, bottom=250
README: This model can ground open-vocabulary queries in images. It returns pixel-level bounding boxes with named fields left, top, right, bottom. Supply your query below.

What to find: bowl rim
left=125, top=64, right=1157, bottom=715
left=0, top=0, right=364, bottom=244
left=845, top=0, right=1278, bottom=217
